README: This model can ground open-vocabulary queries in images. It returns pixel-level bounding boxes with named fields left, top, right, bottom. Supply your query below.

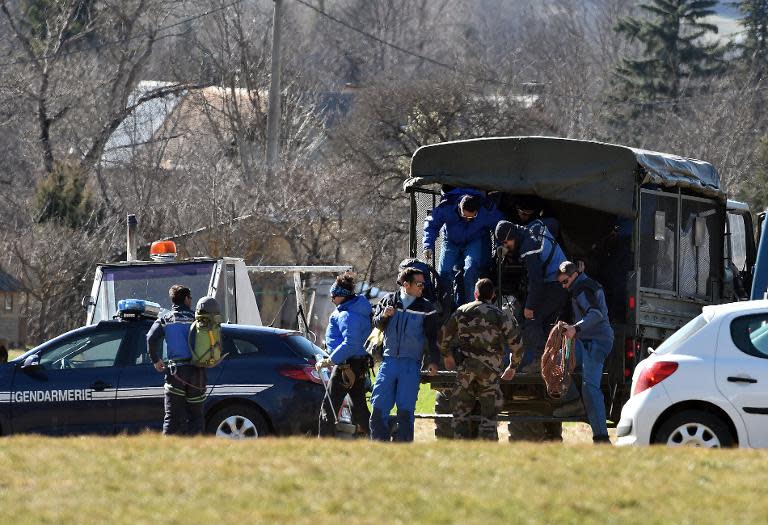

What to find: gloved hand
left=315, top=357, right=333, bottom=371
left=422, top=249, right=433, bottom=261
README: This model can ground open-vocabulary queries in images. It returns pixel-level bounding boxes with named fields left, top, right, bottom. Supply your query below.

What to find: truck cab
left=84, top=255, right=262, bottom=327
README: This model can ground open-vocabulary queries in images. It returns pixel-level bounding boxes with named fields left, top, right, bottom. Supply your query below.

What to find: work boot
left=593, top=435, right=611, bottom=445
left=552, top=399, right=586, bottom=418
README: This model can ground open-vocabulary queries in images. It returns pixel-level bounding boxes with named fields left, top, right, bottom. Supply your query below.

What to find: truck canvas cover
left=405, top=136, right=724, bottom=217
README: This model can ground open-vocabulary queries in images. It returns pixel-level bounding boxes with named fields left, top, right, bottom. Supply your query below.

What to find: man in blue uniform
left=317, top=272, right=373, bottom=437
left=555, top=261, right=614, bottom=444
left=423, top=188, right=503, bottom=305
left=147, top=285, right=206, bottom=435
left=511, top=195, right=561, bottom=240
left=495, top=220, right=569, bottom=374
left=370, top=267, right=440, bottom=442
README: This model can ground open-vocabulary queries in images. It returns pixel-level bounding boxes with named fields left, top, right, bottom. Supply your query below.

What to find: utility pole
left=265, top=0, right=283, bottom=178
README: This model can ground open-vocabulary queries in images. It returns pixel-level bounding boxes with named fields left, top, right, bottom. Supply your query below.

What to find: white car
left=616, top=300, right=768, bottom=448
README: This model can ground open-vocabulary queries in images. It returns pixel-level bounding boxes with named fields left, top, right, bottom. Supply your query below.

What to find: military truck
left=406, top=136, right=755, bottom=436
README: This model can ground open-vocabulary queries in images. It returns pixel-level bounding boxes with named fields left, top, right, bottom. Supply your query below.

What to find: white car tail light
left=632, top=361, right=678, bottom=396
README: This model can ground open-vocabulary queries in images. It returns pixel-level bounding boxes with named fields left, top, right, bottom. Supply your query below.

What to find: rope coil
left=541, top=321, right=576, bottom=399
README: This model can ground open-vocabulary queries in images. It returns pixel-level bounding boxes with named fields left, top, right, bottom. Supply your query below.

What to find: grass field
left=1, top=354, right=761, bottom=523
left=1, top=434, right=767, bottom=524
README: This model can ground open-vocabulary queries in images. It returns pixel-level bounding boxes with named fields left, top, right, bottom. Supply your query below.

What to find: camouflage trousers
left=453, top=357, right=502, bottom=440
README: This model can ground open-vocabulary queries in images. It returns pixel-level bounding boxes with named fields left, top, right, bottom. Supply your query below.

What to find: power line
left=0, top=0, right=762, bottom=110
left=0, top=0, right=244, bottom=69
left=290, top=0, right=516, bottom=88
left=290, top=0, right=768, bottom=109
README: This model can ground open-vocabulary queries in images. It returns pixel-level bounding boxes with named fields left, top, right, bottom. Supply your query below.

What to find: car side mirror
left=81, top=296, right=95, bottom=310
left=21, top=354, right=41, bottom=371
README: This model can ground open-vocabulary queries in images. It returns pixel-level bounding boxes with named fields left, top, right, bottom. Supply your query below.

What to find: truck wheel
left=207, top=405, right=270, bottom=439
left=434, top=390, right=453, bottom=439
left=653, top=410, right=733, bottom=448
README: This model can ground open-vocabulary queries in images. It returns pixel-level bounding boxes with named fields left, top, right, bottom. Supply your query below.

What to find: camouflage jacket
left=438, top=300, right=522, bottom=372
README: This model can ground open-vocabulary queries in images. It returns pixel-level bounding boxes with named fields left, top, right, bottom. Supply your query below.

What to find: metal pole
left=126, top=214, right=138, bottom=262
left=265, top=0, right=283, bottom=177
left=293, top=271, right=307, bottom=334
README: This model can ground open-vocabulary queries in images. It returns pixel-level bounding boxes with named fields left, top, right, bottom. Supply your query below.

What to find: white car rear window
left=654, top=314, right=708, bottom=355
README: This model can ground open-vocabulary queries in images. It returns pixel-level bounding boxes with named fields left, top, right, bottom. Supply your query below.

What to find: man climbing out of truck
left=510, top=195, right=561, bottom=241
left=438, top=278, right=521, bottom=440
left=554, top=260, right=614, bottom=444
left=369, top=267, right=440, bottom=442
left=423, top=187, right=503, bottom=306
left=494, top=220, right=569, bottom=375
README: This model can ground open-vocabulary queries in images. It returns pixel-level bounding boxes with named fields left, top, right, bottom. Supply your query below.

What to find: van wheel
left=207, top=405, right=269, bottom=439
left=653, top=410, right=733, bottom=448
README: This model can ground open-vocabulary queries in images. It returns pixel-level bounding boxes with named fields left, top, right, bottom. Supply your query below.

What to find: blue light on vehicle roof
left=117, top=299, right=161, bottom=320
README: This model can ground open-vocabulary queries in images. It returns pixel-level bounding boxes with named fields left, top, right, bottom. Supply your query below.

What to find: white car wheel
left=654, top=409, right=734, bottom=448
left=665, top=422, right=721, bottom=447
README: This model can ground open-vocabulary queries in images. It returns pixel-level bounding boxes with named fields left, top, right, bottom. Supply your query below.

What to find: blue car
left=0, top=315, right=333, bottom=438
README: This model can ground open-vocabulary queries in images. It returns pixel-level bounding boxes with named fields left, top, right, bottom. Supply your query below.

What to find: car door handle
left=727, top=376, right=758, bottom=384
left=90, top=381, right=113, bottom=391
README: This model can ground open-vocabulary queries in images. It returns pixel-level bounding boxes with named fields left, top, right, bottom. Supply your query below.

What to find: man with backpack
left=370, top=267, right=440, bottom=442
left=423, top=188, right=503, bottom=305
left=147, top=285, right=214, bottom=435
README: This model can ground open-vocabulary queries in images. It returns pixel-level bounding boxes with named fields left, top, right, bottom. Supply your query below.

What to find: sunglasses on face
left=558, top=275, right=573, bottom=286
left=410, top=281, right=425, bottom=288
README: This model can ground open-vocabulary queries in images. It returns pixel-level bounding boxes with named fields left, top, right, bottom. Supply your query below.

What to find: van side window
left=730, top=314, right=768, bottom=359
left=679, top=199, right=719, bottom=300
left=639, top=191, right=678, bottom=292
left=727, top=213, right=748, bottom=271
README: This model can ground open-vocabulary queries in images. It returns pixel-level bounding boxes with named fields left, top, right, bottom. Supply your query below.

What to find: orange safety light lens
left=149, top=240, right=177, bottom=257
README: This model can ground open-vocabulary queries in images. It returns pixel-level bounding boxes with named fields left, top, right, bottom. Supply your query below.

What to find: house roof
left=101, top=81, right=270, bottom=168
left=101, top=81, right=185, bottom=166
left=0, top=270, right=22, bottom=292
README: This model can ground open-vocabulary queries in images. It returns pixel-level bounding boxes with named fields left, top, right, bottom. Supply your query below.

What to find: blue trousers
left=520, top=281, right=569, bottom=367
left=370, top=357, right=421, bottom=442
left=565, top=339, right=612, bottom=438
left=439, top=237, right=485, bottom=305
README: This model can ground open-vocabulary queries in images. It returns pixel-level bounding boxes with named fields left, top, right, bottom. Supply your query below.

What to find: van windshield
left=653, top=314, right=709, bottom=355
left=92, top=262, right=216, bottom=323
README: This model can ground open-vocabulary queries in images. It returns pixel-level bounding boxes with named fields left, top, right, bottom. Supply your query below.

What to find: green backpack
left=188, top=296, right=223, bottom=368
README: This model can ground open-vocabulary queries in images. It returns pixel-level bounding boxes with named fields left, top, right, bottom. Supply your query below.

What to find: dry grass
left=0, top=434, right=765, bottom=525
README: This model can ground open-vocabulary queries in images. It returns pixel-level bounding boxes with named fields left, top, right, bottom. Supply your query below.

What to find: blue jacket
left=325, top=295, right=372, bottom=364
left=515, top=226, right=567, bottom=311
left=570, top=273, right=614, bottom=344
left=423, top=188, right=504, bottom=250
left=374, top=292, right=439, bottom=364
left=147, top=305, right=195, bottom=363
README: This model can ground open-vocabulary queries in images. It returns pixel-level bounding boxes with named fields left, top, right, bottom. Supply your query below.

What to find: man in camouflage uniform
left=438, top=278, right=521, bottom=440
